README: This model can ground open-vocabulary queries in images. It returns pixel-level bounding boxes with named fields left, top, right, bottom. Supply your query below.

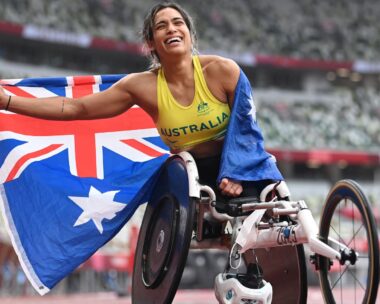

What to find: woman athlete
left=0, top=2, right=276, bottom=201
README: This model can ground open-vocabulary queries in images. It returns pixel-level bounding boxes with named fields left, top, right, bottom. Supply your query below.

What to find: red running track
left=0, top=287, right=328, bottom=304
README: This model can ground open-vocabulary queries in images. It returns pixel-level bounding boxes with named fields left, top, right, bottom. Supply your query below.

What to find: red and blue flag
left=0, top=75, right=169, bottom=294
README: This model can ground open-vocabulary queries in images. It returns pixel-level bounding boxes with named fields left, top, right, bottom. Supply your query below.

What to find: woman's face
left=150, top=7, right=192, bottom=59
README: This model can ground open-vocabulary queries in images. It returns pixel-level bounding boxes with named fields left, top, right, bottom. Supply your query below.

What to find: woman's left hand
left=219, top=178, right=243, bottom=197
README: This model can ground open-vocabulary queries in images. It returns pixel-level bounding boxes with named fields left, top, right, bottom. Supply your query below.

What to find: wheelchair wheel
left=244, top=244, right=308, bottom=303
left=318, top=179, right=379, bottom=304
left=132, top=156, right=196, bottom=304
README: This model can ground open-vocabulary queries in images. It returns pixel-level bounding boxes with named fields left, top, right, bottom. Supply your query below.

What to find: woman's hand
left=0, top=86, right=9, bottom=110
left=219, top=178, right=243, bottom=197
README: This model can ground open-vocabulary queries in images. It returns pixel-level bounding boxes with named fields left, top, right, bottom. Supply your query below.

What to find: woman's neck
left=160, top=55, right=194, bottom=84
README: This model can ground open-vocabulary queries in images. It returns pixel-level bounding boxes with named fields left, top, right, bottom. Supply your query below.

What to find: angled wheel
left=318, top=180, right=379, bottom=304
left=132, top=156, right=196, bottom=304
left=244, top=244, right=308, bottom=303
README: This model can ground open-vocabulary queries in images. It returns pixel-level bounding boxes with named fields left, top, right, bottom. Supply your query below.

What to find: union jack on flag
left=0, top=75, right=169, bottom=295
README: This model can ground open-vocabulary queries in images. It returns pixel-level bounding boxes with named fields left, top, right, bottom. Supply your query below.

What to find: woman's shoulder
left=113, top=71, right=157, bottom=102
left=118, top=70, right=157, bottom=85
left=114, top=71, right=156, bottom=93
left=113, top=71, right=158, bottom=117
left=198, top=54, right=240, bottom=77
left=198, top=55, right=240, bottom=90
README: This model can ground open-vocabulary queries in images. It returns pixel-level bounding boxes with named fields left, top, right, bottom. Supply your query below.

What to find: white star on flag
left=247, top=92, right=256, bottom=121
left=69, top=186, right=126, bottom=234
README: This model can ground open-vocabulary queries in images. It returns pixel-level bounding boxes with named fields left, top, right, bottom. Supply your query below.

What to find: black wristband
left=5, top=95, right=11, bottom=111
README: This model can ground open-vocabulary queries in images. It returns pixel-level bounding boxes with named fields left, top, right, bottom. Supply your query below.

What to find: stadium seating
left=1, top=0, right=380, bottom=61
left=256, top=87, right=380, bottom=151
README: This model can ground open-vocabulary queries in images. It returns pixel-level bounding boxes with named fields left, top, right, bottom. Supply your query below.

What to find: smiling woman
left=141, top=2, right=199, bottom=70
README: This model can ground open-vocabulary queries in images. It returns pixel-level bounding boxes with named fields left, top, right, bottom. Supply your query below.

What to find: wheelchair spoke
left=330, top=265, right=367, bottom=304
left=346, top=201, right=365, bottom=249
left=347, top=267, right=366, bottom=291
left=346, top=224, right=364, bottom=248
left=329, top=224, right=349, bottom=248
left=329, top=200, right=365, bottom=254
left=330, top=265, right=349, bottom=290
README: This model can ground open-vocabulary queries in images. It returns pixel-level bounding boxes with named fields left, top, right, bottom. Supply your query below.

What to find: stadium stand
left=256, top=86, right=380, bottom=151
left=1, top=0, right=380, bottom=61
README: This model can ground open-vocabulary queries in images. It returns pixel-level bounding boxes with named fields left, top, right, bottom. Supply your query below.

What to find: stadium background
left=0, top=0, right=379, bottom=299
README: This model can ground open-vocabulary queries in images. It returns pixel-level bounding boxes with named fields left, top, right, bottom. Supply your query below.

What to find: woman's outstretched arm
left=0, top=74, right=137, bottom=120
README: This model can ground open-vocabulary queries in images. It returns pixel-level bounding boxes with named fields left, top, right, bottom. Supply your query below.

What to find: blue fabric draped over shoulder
left=218, top=69, right=283, bottom=183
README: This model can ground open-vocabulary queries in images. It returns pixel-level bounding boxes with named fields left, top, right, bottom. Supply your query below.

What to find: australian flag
left=0, top=75, right=169, bottom=295
left=0, top=70, right=282, bottom=296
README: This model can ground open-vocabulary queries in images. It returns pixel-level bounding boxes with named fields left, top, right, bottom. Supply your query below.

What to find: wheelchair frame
left=181, top=151, right=345, bottom=261
left=177, top=151, right=379, bottom=304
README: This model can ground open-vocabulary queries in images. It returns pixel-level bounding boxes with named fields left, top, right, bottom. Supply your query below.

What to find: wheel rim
left=132, top=156, right=196, bottom=304
left=319, top=180, right=379, bottom=304
left=142, top=194, right=179, bottom=288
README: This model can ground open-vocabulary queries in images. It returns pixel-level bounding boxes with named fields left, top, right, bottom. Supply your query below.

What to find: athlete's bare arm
left=0, top=72, right=155, bottom=121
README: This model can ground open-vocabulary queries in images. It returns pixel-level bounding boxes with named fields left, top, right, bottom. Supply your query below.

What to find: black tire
left=132, top=156, right=196, bottom=304
left=295, top=244, right=308, bottom=304
left=318, top=180, right=379, bottom=304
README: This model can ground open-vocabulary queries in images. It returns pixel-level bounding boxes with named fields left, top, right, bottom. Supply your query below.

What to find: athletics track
left=0, top=287, right=332, bottom=304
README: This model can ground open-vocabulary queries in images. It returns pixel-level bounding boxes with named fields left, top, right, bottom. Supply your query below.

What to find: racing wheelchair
left=132, top=152, right=379, bottom=303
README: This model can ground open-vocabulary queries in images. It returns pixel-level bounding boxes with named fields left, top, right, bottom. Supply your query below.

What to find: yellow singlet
left=155, top=56, right=230, bottom=151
